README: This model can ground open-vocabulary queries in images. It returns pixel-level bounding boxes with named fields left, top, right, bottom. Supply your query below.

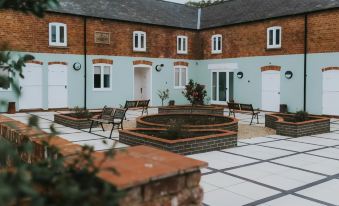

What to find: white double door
left=19, top=64, right=43, bottom=110
left=211, top=71, right=234, bottom=104
left=48, top=64, right=68, bottom=108
left=323, top=70, right=339, bottom=115
left=262, top=71, right=281, bottom=112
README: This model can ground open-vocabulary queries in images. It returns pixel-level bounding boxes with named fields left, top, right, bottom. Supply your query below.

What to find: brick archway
left=92, top=59, right=113, bottom=65
left=322, top=67, right=339, bottom=72
left=133, top=60, right=153, bottom=66
left=48, top=61, right=68, bottom=65
left=26, top=60, right=43, bottom=65
left=174, top=61, right=189, bottom=67
left=261, top=65, right=281, bottom=72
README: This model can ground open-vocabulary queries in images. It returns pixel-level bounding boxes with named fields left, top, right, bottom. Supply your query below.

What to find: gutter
left=303, top=14, right=308, bottom=112
left=84, top=16, right=87, bottom=109
left=197, top=8, right=201, bottom=30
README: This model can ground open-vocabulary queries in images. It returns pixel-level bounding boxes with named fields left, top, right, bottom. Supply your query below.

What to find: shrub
left=182, top=79, right=207, bottom=106
left=70, top=106, right=93, bottom=119
left=295, top=110, right=309, bottom=122
left=157, top=89, right=170, bottom=106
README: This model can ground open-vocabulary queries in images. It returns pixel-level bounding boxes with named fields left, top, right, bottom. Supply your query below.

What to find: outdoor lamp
left=155, top=64, right=164, bottom=72
left=237, top=71, right=244, bottom=79
left=285, top=71, right=293, bottom=79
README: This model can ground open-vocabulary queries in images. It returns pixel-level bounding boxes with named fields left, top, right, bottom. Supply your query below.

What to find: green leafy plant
left=157, top=89, right=170, bottom=106
left=182, top=79, right=207, bottom=106
left=70, top=106, right=93, bottom=119
left=295, top=110, right=309, bottom=122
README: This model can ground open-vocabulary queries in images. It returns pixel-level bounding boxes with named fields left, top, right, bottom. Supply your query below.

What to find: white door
left=48, top=64, right=68, bottom=108
left=19, top=64, right=43, bottom=110
left=323, top=70, right=339, bottom=115
left=134, top=67, right=151, bottom=100
left=211, top=71, right=234, bottom=104
left=262, top=71, right=280, bottom=112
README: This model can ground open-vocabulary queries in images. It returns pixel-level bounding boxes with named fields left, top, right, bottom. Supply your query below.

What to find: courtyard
left=3, top=108, right=339, bottom=206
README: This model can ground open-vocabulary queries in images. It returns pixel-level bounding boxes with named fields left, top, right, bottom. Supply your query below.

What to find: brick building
left=0, top=0, right=339, bottom=115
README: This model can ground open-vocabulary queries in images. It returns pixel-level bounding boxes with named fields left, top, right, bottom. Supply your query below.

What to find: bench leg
left=120, top=122, right=124, bottom=130
left=257, top=114, right=259, bottom=124
left=109, top=124, right=114, bottom=139
left=250, top=115, right=254, bottom=125
left=89, top=120, right=94, bottom=133
left=100, top=123, right=105, bottom=132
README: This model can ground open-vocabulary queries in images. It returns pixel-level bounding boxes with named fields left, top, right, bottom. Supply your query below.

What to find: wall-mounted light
left=285, top=71, right=293, bottom=79
left=155, top=64, right=164, bottom=72
left=237, top=71, right=244, bottom=79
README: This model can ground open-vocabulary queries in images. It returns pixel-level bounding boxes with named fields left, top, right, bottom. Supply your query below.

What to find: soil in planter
left=275, top=114, right=317, bottom=123
left=137, top=130, right=220, bottom=141
left=143, top=115, right=231, bottom=126
left=66, top=113, right=96, bottom=119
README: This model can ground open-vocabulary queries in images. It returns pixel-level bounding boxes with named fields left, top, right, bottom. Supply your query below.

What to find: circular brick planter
left=119, top=128, right=238, bottom=155
left=137, top=113, right=238, bottom=131
left=158, top=105, right=225, bottom=115
left=54, top=113, right=100, bottom=129
left=265, top=113, right=330, bottom=137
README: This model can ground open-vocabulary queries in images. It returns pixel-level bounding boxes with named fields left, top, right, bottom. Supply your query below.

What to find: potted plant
left=157, top=89, right=170, bottom=107
left=182, top=79, right=207, bottom=106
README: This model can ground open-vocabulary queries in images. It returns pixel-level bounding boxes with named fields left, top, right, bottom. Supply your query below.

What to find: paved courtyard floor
left=3, top=110, right=339, bottom=206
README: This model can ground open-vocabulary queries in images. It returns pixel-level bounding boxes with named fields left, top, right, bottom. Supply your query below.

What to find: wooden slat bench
left=123, top=99, right=150, bottom=118
left=227, top=102, right=260, bottom=125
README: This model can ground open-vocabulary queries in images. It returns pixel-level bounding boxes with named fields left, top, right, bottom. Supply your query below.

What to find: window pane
left=0, top=68, right=10, bottom=89
left=219, top=72, right=227, bottom=101
left=103, top=66, right=110, bottom=88
left=217, top=37, right=221, bottom=50
left=269, top=30, right=274, bottom=45
left=213, top=37, right=216, bottom=51
left=178, top=38, right=182, bottom=51
left=181, top=68, right=186, bottom=86
left=212, top=72, right=217, bottom=101
left=140, top=34, right=144, bottom=49
left=175, top=68, right=180, bottom=87
left=134, top=34, right=138, bottom=48
left=94, top=66, right=101, bottom=88
left=59, top=26, right=65, bottom=43
left=51, top=25, right=57, bottom=42
left=276, top=29, right=280, bottom=45
left=183, top=38, right=186, bottom=51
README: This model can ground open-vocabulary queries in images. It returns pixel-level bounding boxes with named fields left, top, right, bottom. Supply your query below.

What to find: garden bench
left=123, top=99, right=150, bottom=118
left=227, top=102, right=260, bottom=125
left=89, top=106, right=127, bottom=139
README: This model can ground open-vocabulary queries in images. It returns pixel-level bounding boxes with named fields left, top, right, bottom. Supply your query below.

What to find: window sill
left=93, top=88, right=113, bottom=92
left=177, top=52, right=188, bottom=55
left=133, top=49, right=147, bottom=53
left=49, top=45, right=69, bottom=49
left=211, top=51, right=222, bottom=54
left=266, top=47, right=282, bottom=50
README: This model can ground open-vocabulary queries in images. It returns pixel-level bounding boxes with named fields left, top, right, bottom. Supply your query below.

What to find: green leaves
left=182, top=79, right=207, bottom=106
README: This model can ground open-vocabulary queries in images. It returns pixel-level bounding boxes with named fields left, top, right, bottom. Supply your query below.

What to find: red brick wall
left=199, top=15, right=306, bottom=59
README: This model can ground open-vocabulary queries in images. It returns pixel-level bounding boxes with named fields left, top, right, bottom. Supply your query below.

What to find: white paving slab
left=260, top=195, right=325, bottom=206
left=225, top=145, right=294, bottom=160
left=225, top=181, right=280, bottom=200
left=260, top=140, right=322, bottom=152
left=239, top=136, right=277, bottom=144
left=59, top=132, right=104, bottom=142
left=203, top=189, right=253, bottom=206
left=202, top=173, right=246, bottom=189
left=307, top=148, right=339, bottom=160
left=75, top=139, right=128, bottom=151
left=289, top=136, right=339, bottom=147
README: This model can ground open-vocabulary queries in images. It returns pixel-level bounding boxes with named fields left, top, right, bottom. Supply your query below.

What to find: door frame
left=322, top=69, right=339, bottom=115
left=19, top=63, right=43, bottom=110
left=261, top=70, right=281, bottom=112
left=47, top=63, right=68, bottom=109
left=208, top=63, right=238, bottom=105
left=132, top=64, right=152, bottom=105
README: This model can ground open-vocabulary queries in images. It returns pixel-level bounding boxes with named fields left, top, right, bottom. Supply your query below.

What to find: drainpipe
left=84, top=16, right=87, bottom=109
left=303, top=14, right=308, bottom=112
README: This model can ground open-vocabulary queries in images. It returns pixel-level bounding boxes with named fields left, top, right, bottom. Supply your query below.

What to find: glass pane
left=212, top=72, right=217, bottom=101
left=181, top=68, right=186, bottom=86
left=269, top=30, right=274, bottom=45
left=229, top=72, right=234, bottom=101
left=218, top=37, right=221, bottom=50
left=103, top=66, right=110, bottom=88
left=183, top=38, right=186, bottom=51
left=0, top=69, right=10, bottom=89
left=141, top=34, right=144, bottom=49
left=276, top=29, right=280, bottom=45
left=134, top=34, right=138, bottom=48
left=51, top=25, right=57, bottom=42
left=219, top=72, right=227, bottom=101
left=178, top=38, right=182, bottom=51
left=59, top=26, right=64, bottom=43
left=213, top=37, right=216, bottom=51
left=94, top=67, right=101, bottom=88
left=175, top=68, right=180, bottom=87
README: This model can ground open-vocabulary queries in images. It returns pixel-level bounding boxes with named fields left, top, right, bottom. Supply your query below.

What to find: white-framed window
left=133, top=31, right=146, bottom=52
left=267, top=26, right=282, bottom=49
left=174, top=66, right=188, bottom=89
left=211, top=34, right=222, bottom=54
left=93, top=64, right=112, bottom=91
left=177, top=36, right=188, bottom=54
left=49, top=23, right=67, bottom=47
left=0, top=68, right=11, bottom=91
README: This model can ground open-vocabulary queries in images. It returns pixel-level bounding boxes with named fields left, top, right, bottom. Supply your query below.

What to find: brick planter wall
left=265, top=113, right=330, bottom=137
left=158, top=106, right=225, bottom=115
left=137, top=113, right=238, bottom=132
left=54, top=113, right=99, bottom=129
left=119, top=128, right=238, bottom=155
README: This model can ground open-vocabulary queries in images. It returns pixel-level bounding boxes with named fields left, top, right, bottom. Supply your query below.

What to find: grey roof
left=50, top=0, right=339, bottom=30
left=200, top=0, right=339, bottom=29
left=51, top=0, right=199, bottom=29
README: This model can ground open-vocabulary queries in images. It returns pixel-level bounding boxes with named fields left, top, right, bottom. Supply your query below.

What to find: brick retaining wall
left=54, top=114, right=98, bottom=129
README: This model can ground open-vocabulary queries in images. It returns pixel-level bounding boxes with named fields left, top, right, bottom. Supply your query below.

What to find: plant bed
left=265, top=113, right=330, bottom=137
left=158, top=105, right=225, bottom=115
left=137, top=113, right=238, bottom=131
left=54, top=112, right=100, bottom=129
left=119, top=128, right=237, bottom=155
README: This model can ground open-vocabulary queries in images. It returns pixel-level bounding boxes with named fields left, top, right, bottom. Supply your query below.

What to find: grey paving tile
left=59, top=132, right=104, bottom=142
left=260, top=195, right=326, bottom=206
left=203, top=189, right=253, bottom=206
left=75, top=139, right=128, bottom=151
left=260, top=140, right=322, bottom=152
left=307, top=148, right=339, bottom=160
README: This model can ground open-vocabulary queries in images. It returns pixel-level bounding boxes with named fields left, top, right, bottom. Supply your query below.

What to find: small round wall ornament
left=73, top=62, right=82, bottom=71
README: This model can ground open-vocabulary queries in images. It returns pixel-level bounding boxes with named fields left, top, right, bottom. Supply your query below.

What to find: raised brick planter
left=265, top=113, right=330, bottom=137
left=119, top=128, right=238, bottom=155
left=54, top=113, right=99, bottom=129
left=137, top=113, right=238, bottom=131
left=158, top=105, right=224, bottom=115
